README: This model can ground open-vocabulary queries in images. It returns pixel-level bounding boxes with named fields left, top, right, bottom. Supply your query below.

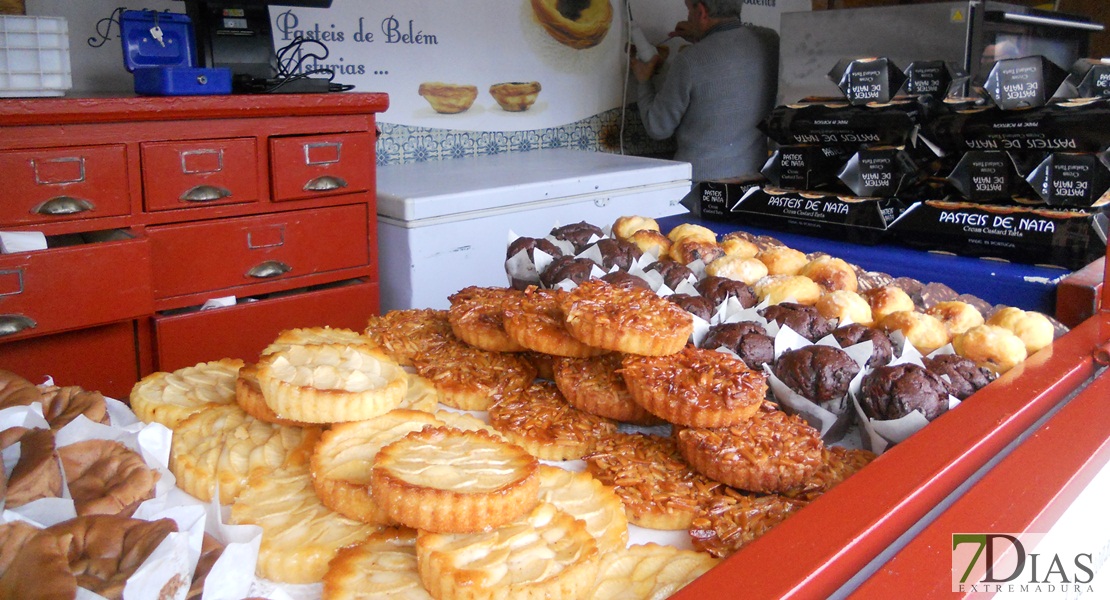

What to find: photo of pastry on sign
left=531, top=0, right=613, bottom=49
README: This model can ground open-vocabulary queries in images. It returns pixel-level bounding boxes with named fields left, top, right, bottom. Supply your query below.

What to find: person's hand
left=668, top=20, right=702, bottom=43
left=630, top=53, right=662, bottom=83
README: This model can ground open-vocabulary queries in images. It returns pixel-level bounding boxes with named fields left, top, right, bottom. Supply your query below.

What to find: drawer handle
left=181, top=185, right=232, bottom=202
left=246, top=260, right=292, bottom=279
left=31, top=196, right=95, bottom=216
left=0, top=314, right=36, bottom=337
left=303, top=175, right=348, bottom=192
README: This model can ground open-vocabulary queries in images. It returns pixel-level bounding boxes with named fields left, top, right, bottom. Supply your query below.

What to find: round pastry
left=695, top=275, right=756, bottom=308
left=371, top=427, right=540, bottom=533
left=129, top=358, right=243, bottom=430
left=488, top=380, right=617, bottom=461
left=507, top=235, right=563, bottom=262
left=719, top=233, right=760, bottom=259
left=188, top=534, right=226, bottom=600
left=489, top=81, right=541, bottom=111
left=701, top=322, right=775, bottom=370
left=756, top=246, right=808, bottom=276
left=986, top=307, right=1055, bottom=355
left=522, top=350, right=557, bottom=381
left=862, top=285, right=917, bottom=324
left=816, top=290, right=874, bottom=327
left=447, top=286, right=526, bottom=353
left=235, top=363, right=314, bottom=427
left=1, top=427, right=62, bottom=508
left=785, top=445, right=878, bottom=502
left=530, top=0, right=613, bottom=49
left=831, top=323, right=894, bottom=367
left=559, top=279, right=693, bottom=356
left=412, top=339, right=536, bottom=411
left=58, top=439, right=160, bottom=517
left=503, top=287, right=609, bottom=358
left=760, top=302, right=834, bottom=342
left=365, top=308, right=455, bottom=367
left=926, top=301, right=985, bottom=336
left=689, top=489, right=808, bottom=558
left=647, top=260, right=695, bottom=290
left=668, top=237, right=725, bottom=265
left=417, top=82, right=478, bottom=114
left=858, top=363, right=950, bottom=421
left=772, top=345, right=860, bottom=404
left=550, top=221, right=604, bottom=253
left=322, top=528, right=427, bottom=600
left=918, top=281, right=960, bottom=311
left=704, top=254, right=769, bottom=285
left=799, top=255, right=858, bottom=293
left=621, top=346, right=767, bottom=428
left=552, top=354, right=661, bottom=425
left=0, top=369, right=42, bottom=408
left=627, top=229, right=671, bottom=257
left=856, top=269, right=894, bottom=292
left=35, top=385, right=110, bottom=430
left=923, top=354, right=996, bottom=400
left=666, top=293, right=715, bottom=321
left=611, top=215, right=659, bottom=240
left=675, top=405, right=824, bottom=494
left=593, top=543, right=719, bottom=599
left=540, top=255, right=597, bottom=288
left=261, top=326, right=373, bottom=357
left=666, top=223, right=717, bottom=245
left=589, top=237, right=643, bottom=271
left=599, top=270, right=651, bottom=291
left=537, top=465, right=629, bottom=553
left=0, top=521, right=42, bottom=580
left=891, top=277, right=927, bottom=310
left=754, top=275, right=823, bottom=306
left=952, top=324, right=1028, bottom=374
left=879, top=310, right=951, bottom=355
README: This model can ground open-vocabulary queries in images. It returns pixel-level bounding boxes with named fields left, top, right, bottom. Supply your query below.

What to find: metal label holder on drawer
left=120, top=10, right=231, bottom=96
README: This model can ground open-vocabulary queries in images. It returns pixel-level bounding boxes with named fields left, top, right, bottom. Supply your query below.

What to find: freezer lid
left=376, top=149, right=693, bottom=221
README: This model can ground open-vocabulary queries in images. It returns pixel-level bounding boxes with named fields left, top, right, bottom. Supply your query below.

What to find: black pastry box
left=685, top=177, right=764, bottom=222
left=728, top=186, right=909, bottom=245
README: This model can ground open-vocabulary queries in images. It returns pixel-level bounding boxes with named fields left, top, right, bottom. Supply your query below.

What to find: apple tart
left=235, top=363, right=313, bottom=427
left=129, top=358, right=243, bottom=429
left=261, top=326, right=374, bottom=356
left=365, top=308, right=455, bottom=366
left=323, top=527, right=431, bottom=600
left=591, top=543, right=719, bottom=599
left=560, top=279, right=692, bottom=356
left=487, top=380, right=617, bottom=461
left=537, top=465, right=628, bottom=553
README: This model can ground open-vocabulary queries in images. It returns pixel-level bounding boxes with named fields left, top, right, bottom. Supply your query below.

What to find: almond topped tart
left=323, top=527, right=431, bottom=600
left=488, top=380, right=617, bottom=461
left=412, top=339, right=536, bottom=411
left=502, top=287, right=609, bottom=358
left=621, top=346, right=767, bottom=428
left=447, top=285, right=527, bottom=353
left=311, top=409, right=443, bottom=525
left=536, top=465, right=629, bottom=553
left=674, top=403, right=825, bottom=495
left=552, top=353, right=662, bottom=425
left=371, top=426, right=540, bottom=534
left=560, top=280, right=692, bottom=356
left=257, top=343, right=409, bottom=424
left=416, top=501, right=600, bottom=600
left=365, top=308, right=455, bottom=366
left=129, top=358, right=244, bottom=429
left=688, top=487, right=809, bottom=558
left=583, top=432, right=724, bottom=530
left=784, top=445, right=877, bottom=502
left=591, top=542, right=720, bottom=599
left=261, top=325, right=375, bottom=356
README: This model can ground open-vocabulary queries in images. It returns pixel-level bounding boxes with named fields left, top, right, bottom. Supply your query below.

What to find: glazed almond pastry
left=412, top=339, right=536, bottom=411
left=371, top=426, right=540, bottom=533
left=229, top=461, right=380, bottom=584
left=59, top=439, right=160, bottom=517
left=536, top=465, right=628, bottom=553
left=560, top=279, right=693, bottom=356
left=418, top=82, right=478, bottom=114
left=552, top=353, right=661, bottom=425
left=129, top=358, right=243, bottom=429
left=257, top=343, right=409, bottom=423
left=365, top=308, right=455, bottom=366
left=489, top=81, right=542, bottom=112
left=786, top=445, right=878, bottom=501
left=620, top=346, right=767, bottom=429
left=416, top=501, right=601, bottom=600
left=235, top=363, right=313, bottom=427
left=591, top=542, right=720, bottom=599
left=323, top=527, right=431, bottom=600
left=503, top=287, right=609, bottom=358
left=487, top=380, right=617, bottom=461
left=674, top=404, right=825, bottom=495
left=170, top=403, right=321, bottom=504
left=447, top=286, right=527, bottom=353
left=688, top=488, right=809, bottom=558
left=261, top=326, right=375, bottom=356
left=530, top=0, right=613, bottom=49
left=311, top=409, right=443, bottom=525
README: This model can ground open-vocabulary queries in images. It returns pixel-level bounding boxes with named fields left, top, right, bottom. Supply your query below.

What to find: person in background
left=631, top=0, right=779, bottom=182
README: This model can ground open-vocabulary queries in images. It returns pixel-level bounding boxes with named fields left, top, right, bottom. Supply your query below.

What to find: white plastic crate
left=0, top=15, right=71, bottom=97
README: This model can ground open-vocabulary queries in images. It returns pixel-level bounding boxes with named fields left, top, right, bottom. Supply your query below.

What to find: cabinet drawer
left=0, top=234, right=152, bottom=340
left=0, top=321, right=140, bottom=401
left=141, top=138, right=260, bottom=212
left=148, top=203, right=370, bottom=300
left=0, top=145, right=131, bottom=226
left=153, top=279, right=378, bottom=371
left=270, top=132, right=373, bottom=201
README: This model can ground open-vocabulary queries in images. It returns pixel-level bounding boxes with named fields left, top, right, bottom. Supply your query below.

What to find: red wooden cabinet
left=0, top=93, right=389, bottom=399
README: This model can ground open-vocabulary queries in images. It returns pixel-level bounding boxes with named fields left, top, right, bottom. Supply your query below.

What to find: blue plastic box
left=120, top=10, right=230, bottom=96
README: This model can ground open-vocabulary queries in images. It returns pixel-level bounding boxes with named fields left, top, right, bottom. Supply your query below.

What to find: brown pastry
left=413, top=339, right=537, bottom=410
left=647, top=260, right=695, bottom=290
left=861, top=285, right=916, bottom=324
left=447, top=286, right=526, bottom=353
left=701, top=322, right=775, bottom=370
left=754, top=275, right=822, bottom=306
left=0, top=369, right=41, bottom=409
left=831, top=323, right=894, bottom=367
left=589, top=237, right=643, bottom=271
left=799, top=255, right=858, bottom=293
left=611, top=215, right=659, bottom=240
left=488, top=380, right=618, bottom=461
left=503, top=286, right=609, bottom=358
left=550, top=221, right=604, bottom=253
left=418, top=82, right=478, bottom=114
left=365, top=308, right=455, bottom=367
left=553, top=353, right=660, bottom=425
left=600, top=270, right=651, bottom=291
left=540, top=255, right=597, bottom=288
left=669, top=237, right=724, bottom=265
left=559, top=279, right=692, bottom=356
left=59, top=439, right=160, bottom=517
left=1, top=427, right=62, bottom=508
left=507, top=235, right=563, bottom=266
left=786, top=446, right=878, bottom=501
left=666, top=293, right=715, bottom=321
left=689, top=488, right=808, bottom=558
left=859, top=363, right=950, bottom=421
left=531, top=0, right=613, bottom=49
left=489, top=81, right=541, bottom=111
left=695, top=276, right=756, bottom=308
left=815, top=290, right=874, bottom=327
left=923, top=354, right=996, bottom=400
left=879, top=310, right=951, bottom=355
left=188, top=534, right=226, bottom=600
left=772, top=345, right=860, bottom=404
left=760, top=302, right=834, bottom=342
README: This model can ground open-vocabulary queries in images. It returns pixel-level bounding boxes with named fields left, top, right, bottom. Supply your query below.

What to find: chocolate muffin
left=647, top=260, right=695, bottom=290
left=702, top=322, right=775, bottom=370
left=859, top=363, right=950, bottom=421
left=506, top=236, right=563, bottom=261
left=695, top=276, right=757, bottom=308
left=760, top=302, right=834, bottom=342
left=589, top=238, right=644, bottom=271
left=550, top=221, right=603, bottom=253
left=772, top=345, right=860, bottom=403
left=832, top=323, right=894, bottom=367
left=539, top=255, right=595, bottom=288
left=923, top=354, right=995, bottom=400
left=600, top=271, right=651, bottom=291
left=667, top=293, right=715, bottom=321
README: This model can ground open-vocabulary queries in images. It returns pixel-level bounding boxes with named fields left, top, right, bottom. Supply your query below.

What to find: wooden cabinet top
left=0, top=92, right=390, bottom=127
